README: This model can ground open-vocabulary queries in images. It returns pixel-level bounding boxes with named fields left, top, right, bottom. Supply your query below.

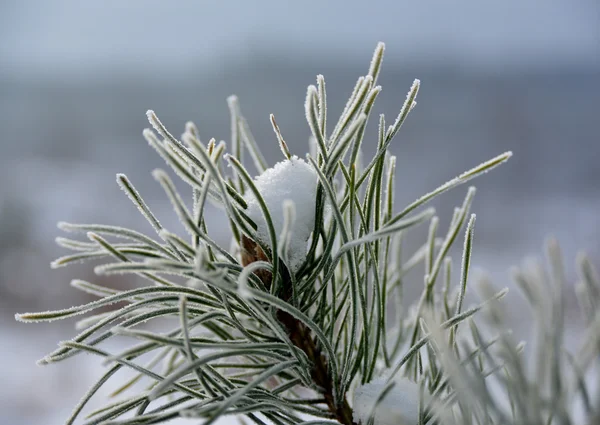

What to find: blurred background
left=1, top=0, right=598, bottom=423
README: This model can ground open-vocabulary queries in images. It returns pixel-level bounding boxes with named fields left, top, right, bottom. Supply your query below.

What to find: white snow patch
left=243, top=156, right=317, bottom=272
left=353, top=377, right=425, bottom=425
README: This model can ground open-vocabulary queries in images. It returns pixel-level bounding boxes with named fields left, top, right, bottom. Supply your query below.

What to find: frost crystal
left=353, top=378, right=424, bottom=425
left=244, top=156, right=317, bottom=272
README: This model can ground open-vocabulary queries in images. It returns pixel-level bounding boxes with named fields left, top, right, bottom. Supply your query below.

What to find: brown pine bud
left=240, top=234, right=273, bottom=287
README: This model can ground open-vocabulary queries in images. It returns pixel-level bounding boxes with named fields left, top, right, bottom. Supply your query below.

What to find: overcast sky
left=1, top=0, right=599, bottom=79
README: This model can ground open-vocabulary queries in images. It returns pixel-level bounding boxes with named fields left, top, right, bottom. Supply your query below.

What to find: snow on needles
left=243, top=156, right=317, bottom=273
left=353, top=378, right=426, bottom=425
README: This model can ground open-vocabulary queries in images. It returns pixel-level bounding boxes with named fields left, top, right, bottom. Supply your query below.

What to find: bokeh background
left=1, top=1, right=599, bottom=423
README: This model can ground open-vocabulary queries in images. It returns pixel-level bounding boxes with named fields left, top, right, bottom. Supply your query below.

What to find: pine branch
left=15, top=42, right=599, bottom=425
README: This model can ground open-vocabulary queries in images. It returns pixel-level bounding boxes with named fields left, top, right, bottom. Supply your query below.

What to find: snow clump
left=353, top=377, right=427, bottom=425
left=243, top=156, right=317, bottom=272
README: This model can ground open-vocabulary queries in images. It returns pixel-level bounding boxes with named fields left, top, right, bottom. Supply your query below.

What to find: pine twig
left=241, top=234, right=355, bottom=425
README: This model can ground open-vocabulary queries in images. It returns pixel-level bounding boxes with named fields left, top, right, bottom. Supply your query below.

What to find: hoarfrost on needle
left=243, top=156, right=317, bottom=272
